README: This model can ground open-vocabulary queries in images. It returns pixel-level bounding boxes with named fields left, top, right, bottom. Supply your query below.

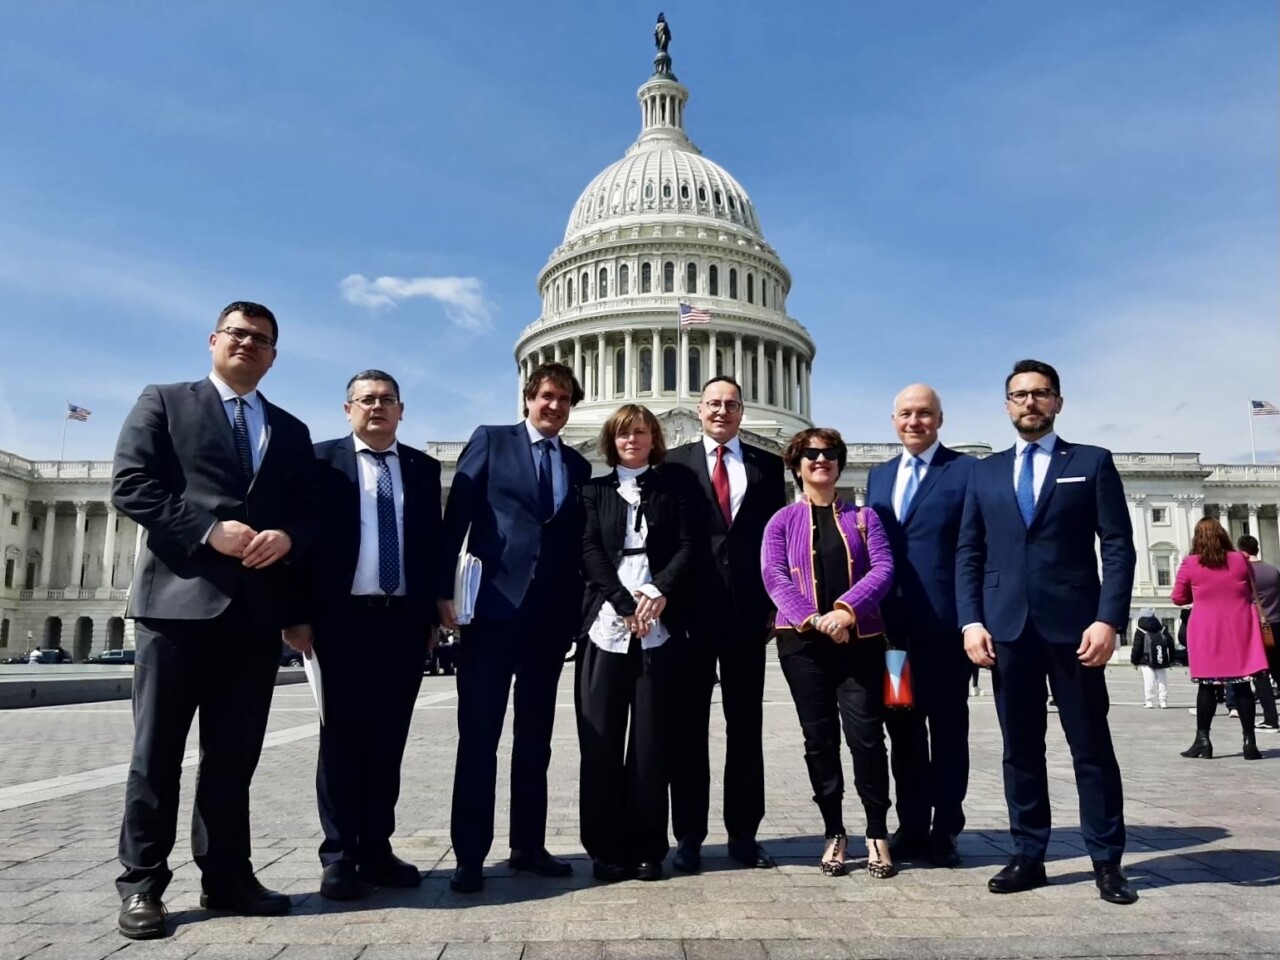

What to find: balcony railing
left=1206, top=464, right=1280, bottom=482
left=10, top=587, right=130, bottom=602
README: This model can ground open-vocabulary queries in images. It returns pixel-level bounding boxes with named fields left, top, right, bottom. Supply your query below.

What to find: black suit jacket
left=579, top=464, right=698, bottom=637
left=663, top=439, right=787, bottom=637
left=112, top=378, right=317, bottom=628
left=307, top=436, right=443, bottom=627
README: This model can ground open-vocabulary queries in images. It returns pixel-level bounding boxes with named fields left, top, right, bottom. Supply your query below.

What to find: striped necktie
left=232, top=397, right=254, bottom=481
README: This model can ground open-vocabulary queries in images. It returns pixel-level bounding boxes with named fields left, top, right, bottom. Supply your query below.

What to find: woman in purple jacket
left=761, top=428, right=895, bottom=878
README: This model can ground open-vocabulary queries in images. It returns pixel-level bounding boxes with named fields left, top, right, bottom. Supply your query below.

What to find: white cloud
left=339, top=273, right=494, bottom=331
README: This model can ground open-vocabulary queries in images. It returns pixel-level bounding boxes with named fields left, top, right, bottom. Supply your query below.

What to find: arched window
left=555, top=285, right=561, bottom=311
left=680, top=183, right=690, bottom=201
left=663, top=346, right=677, bottom=392
left=688, top=346, right=702, bottom=393
left=619, top=263, right=630, bottom=295
left=1151, top=542, right=1179, bottom=588
left=750, top=355, right=760, bottom=402
left=566, top=277, right=574, bottom=307
left=697, top=185, right=707, bottom=203
left=709, top=265, right=719, bottom=296
left=581, top=271, right=590, bottom=303
left=761, top=280, right=767, bottom=308
left=714, top=189, right=723, bottom=208
left=598, top=267, right=608, bottom=298
left=767, top=359, right=777, bottom=406
left=729, top=268, right=738, bottom=300
left=644, top=182, right=655, bottom=202
left=662, top=182, right=672, bottom=200
left=641, top=263, right=652, bottom=294
left=614, top=347, right=626, bottom=396
left=663, top=261, right=674, bottom=293
left=747, top=273, right=754, bottom=304
left=639, top=347, right=653, bottom=392
left=685, top=262, right=697, bottom=293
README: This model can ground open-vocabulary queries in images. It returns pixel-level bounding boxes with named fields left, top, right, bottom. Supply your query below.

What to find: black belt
left=348, top=594, right=407, bottom=608
left=619, top=547, right=647, bottom=557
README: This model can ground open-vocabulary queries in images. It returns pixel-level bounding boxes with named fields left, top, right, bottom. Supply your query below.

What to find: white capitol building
left=1, top=26, right=1277, bottom=659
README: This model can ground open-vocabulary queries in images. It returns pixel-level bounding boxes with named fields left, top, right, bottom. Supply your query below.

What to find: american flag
left=1251, top=400, right=1279, bottom=417
left=65, top=403, right=91, bottom=422
left=679, top=302, right=711, bottom=326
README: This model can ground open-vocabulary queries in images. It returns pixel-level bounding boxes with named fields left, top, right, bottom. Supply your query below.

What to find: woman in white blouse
left=577, top=404, right=697, bottom=882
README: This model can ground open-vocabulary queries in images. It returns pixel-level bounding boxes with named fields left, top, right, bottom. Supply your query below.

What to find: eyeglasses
left=218, top=326, right=276, bottom=349
left=702, top=399, right=743, bottom=413
left=351, top=396, right=401, bottom=409
left=1006, top=388, right=1057, bottom=404
left=801, top=447, right=840, bottom=462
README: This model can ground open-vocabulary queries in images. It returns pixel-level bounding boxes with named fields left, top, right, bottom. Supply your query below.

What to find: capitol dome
left=514, top=21, right=815, bottom=443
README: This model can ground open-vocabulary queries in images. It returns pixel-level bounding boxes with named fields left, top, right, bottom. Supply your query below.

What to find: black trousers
left=450, top=597, right=568, bottom=866
left=575, top=637, right=671, bottom=865
left=778, top=635, right=890, bottom=839
left=117, top=601, right=280, bottom=898
left=886, top=634, right=971, bottom=838
left=315, top=601, right=426, bottom=867
left=669, top=627, right=767, bottom=845
left=992, top=624, right=1126, bottom=865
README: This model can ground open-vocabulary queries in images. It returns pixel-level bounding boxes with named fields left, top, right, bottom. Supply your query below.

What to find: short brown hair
left=599, top=404, right=666, bottom=467
left=1191, top=517, right=1233, bottom=569
left=524, top=362, right=584, bottom=407
left=782, top=427, right=847, bottom=483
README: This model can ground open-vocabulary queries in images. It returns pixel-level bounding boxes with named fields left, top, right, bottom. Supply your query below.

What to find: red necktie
left=713, top=445, right=733, bottom=527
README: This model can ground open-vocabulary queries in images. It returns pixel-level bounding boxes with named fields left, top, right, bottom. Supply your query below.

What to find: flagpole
left=675, top=304, right=683, bottom=412
left=1249, top=401, right=1257, bottom=464
left=59, top=400, right=69, bottom=462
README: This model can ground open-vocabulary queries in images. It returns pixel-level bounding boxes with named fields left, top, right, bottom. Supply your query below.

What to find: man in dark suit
left=111, top=302, right=316, bottom=939
left=284, top=370, right=442, bottom=900
left=664, top=376, right=787, bottom=872
left=866, top=384, right=975, bottom=868
left=956, top=359, right=1137, bottom=905
left=438, top=362, right=591, bottom=894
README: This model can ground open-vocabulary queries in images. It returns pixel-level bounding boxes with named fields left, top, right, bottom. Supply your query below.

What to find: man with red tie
left=663, top=376, right=787, bottom=872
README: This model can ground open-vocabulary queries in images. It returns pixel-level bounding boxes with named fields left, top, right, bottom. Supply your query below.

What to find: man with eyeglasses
left=663, top=376, right=786, bottom=872
left=111, top=302, right=318, bottom=939
left=284, top=371, right=442, bottom=901
left=956, top=359, right=1137, bottom=905
left=866, top=384, right=976, bottom=869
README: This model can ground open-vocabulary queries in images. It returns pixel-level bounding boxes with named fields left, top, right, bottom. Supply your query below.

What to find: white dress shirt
left=1012, top=432, right=1058, bottom=504
left=524, top=419, right=566, bottom=511
left=701, top=434, right=747, bottom=519
left=208, top=372, right=268, bottom=471
left=350, top=436, right=407, bottom=596
left=892, top=440, right=940, bottom=519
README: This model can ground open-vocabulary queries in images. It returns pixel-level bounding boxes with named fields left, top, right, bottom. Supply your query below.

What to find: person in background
left=1130, top=609, right=1173, bottom=708
left=1235, top=536, right=1279, bottom=732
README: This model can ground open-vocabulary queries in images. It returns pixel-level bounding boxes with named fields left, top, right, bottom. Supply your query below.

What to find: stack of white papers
left=454, top=552, right=482, bottom=625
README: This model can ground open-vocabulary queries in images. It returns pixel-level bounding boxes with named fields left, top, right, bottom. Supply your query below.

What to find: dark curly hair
left=782, top=427, right=847, bottom=484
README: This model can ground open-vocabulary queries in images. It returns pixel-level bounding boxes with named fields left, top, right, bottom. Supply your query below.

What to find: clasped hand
left=209, top=520, right=292, bottom=569
left=625, top=591, right=666, bottom=638
left=814, top=608, right=854, bottom=644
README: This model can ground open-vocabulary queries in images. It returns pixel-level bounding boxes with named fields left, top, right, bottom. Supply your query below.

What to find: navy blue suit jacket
left=866, top=445, right=975, bottom=646
left=307, top=436, right=442, bottom=627
left=955, top=439, right=1135, bottom=645
left=439, top=423, right=591, bottom=627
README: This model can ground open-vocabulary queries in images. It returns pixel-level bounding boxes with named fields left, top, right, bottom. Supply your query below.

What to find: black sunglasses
left=801, top=447, right=840, bottom=462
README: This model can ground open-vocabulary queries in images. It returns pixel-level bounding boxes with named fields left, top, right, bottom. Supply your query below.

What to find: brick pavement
left=0, top=662, right=1276, bottom=959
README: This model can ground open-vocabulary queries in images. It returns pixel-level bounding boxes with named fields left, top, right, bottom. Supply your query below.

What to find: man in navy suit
left=438, top=362, right=592, bottom=894
left=286, top=370, right=442, bottom=901
left=956, top=359, right=1137, bottom=904
left=867, top=384, right=975, bottom=868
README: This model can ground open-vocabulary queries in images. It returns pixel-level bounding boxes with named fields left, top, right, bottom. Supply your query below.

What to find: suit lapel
left=195, top=379, right=241, bottom=470
left=508, top=424, right=542, bottom=516
left=247, top=394, right=275, bottom=498
left=684, top=442, right=726, bottom=532
left=1030, top=440, right=1075, bottom=528
left=868, top=458, right=895, bottom=509
left=901, top=446, right=952, bottom=526
left=994, top=447, right=1025, bottom=529
left=335, top=437, right=362, bottom=549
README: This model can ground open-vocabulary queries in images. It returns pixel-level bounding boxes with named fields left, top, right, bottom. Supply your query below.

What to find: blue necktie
left=536, top=439, right=556, bottom=521
left=1016, top=442, right=1039, bottom=526
left=232, top=397, right=254, bottom=481
left=368, top=451, right=401, bottom=594
left=898, top=456, right=922, bottom=520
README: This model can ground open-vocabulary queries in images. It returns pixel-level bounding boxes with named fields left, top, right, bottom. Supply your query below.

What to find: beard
left=1013, top=411, right=1055, bottom=436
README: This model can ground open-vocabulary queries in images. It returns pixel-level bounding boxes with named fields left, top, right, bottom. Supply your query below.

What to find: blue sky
left=1, top=1, right=1275, bottom=461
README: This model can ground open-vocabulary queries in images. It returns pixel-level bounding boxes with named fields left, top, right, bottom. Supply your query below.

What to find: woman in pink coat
left=1171, top=518, right=1268, bottom=761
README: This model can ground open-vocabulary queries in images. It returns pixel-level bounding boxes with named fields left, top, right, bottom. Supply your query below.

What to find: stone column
left=1247, top=503, right=1260, bottom=546
left=853, top=487, right=866, bottom=507
left=102, top=504, right=118, bottom=590
left=624, top=330, right=635, bottom=398
left=755, top=339, right=767, bottom=404
left=708, top=331, right=718, bottom=380
left=679, top=329, right=690, bottom=399
left=37, top=502, right=56, bottom=589
left=774, top=343, right=785, bottom=410
left=802, top=360, right=812, bottom=418
left=1218, top=502, right=1233, bottom=538
left=573, top=337, right=584, bottom=384
left=1129, top=494, right=1151, bottom=592
left=553, top=342, right=563, bottom=363
left=596, top=333, right=607, bottom=403
left=69, top=501, right=88, bottom=590
left=1171, top=495, right=1191, bottom=559
left=734, top=333, right=744, bottom=383
left=789, top=349, right=799, bottom=412
left=650, top=328, right=661, bottom=393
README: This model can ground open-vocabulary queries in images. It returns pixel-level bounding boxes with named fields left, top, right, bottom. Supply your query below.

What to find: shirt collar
left=208, top=372, right=259, bottom=407
left=353, top=434, right=399, bottom=457
left=703, top=434, right=742, bottom=458
left=901, top=440, right=940, bottom=466
left=524, top=419, right=560, bottom=449
left=1016, top=432, right=1057, bottom=457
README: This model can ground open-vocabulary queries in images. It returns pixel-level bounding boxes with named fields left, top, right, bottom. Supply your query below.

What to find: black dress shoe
left=508, top=848, right=573, bottom=877
left=888, top=827, right=931, bottom=859
left=987, top=856, right=1047, bottom=894
left=635, top=861, right=664, bottom=881
left=200, top=876, right=291, bottom=915
left=359, top=853, right=421, bottom=888
left=118, top=893, right=168, bottom=940
left=1094, top=863, right=1138, bottom=905
left=672, top=838, right=702, bottom=873
left=928, top=833, right=961, bottom=868
left=591, top=859, right=632, bottom=883
left=450, top=863, right=484, bottom=894
left=727, top=838, right=775, bottom=869
left=320, top=861, right=363, bottom=901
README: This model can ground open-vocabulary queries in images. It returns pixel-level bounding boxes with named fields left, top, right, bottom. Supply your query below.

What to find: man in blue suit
left=438, top=362, right=592, bottom=894
left=867, top=384, right=975, bottom=868
left=956, top=359, right=1137, bottom=905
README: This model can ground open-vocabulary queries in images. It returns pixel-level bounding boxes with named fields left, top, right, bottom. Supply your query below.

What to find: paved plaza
left=0, top=659, right=1276, bottom=960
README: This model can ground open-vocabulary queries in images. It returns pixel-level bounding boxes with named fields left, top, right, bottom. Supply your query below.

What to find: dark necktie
left=536, top=439, right=556, bottom=521
left=1016, top=442, right=1039, bottom=527
left=712, top=445, right=733, bottom=527
left=232, top=397, right=254, bottom=481
left=368, top=450, right=401, bottom=594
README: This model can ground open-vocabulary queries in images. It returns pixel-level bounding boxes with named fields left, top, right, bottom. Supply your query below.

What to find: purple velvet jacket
left=761, top=499, right=893, bottom=637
